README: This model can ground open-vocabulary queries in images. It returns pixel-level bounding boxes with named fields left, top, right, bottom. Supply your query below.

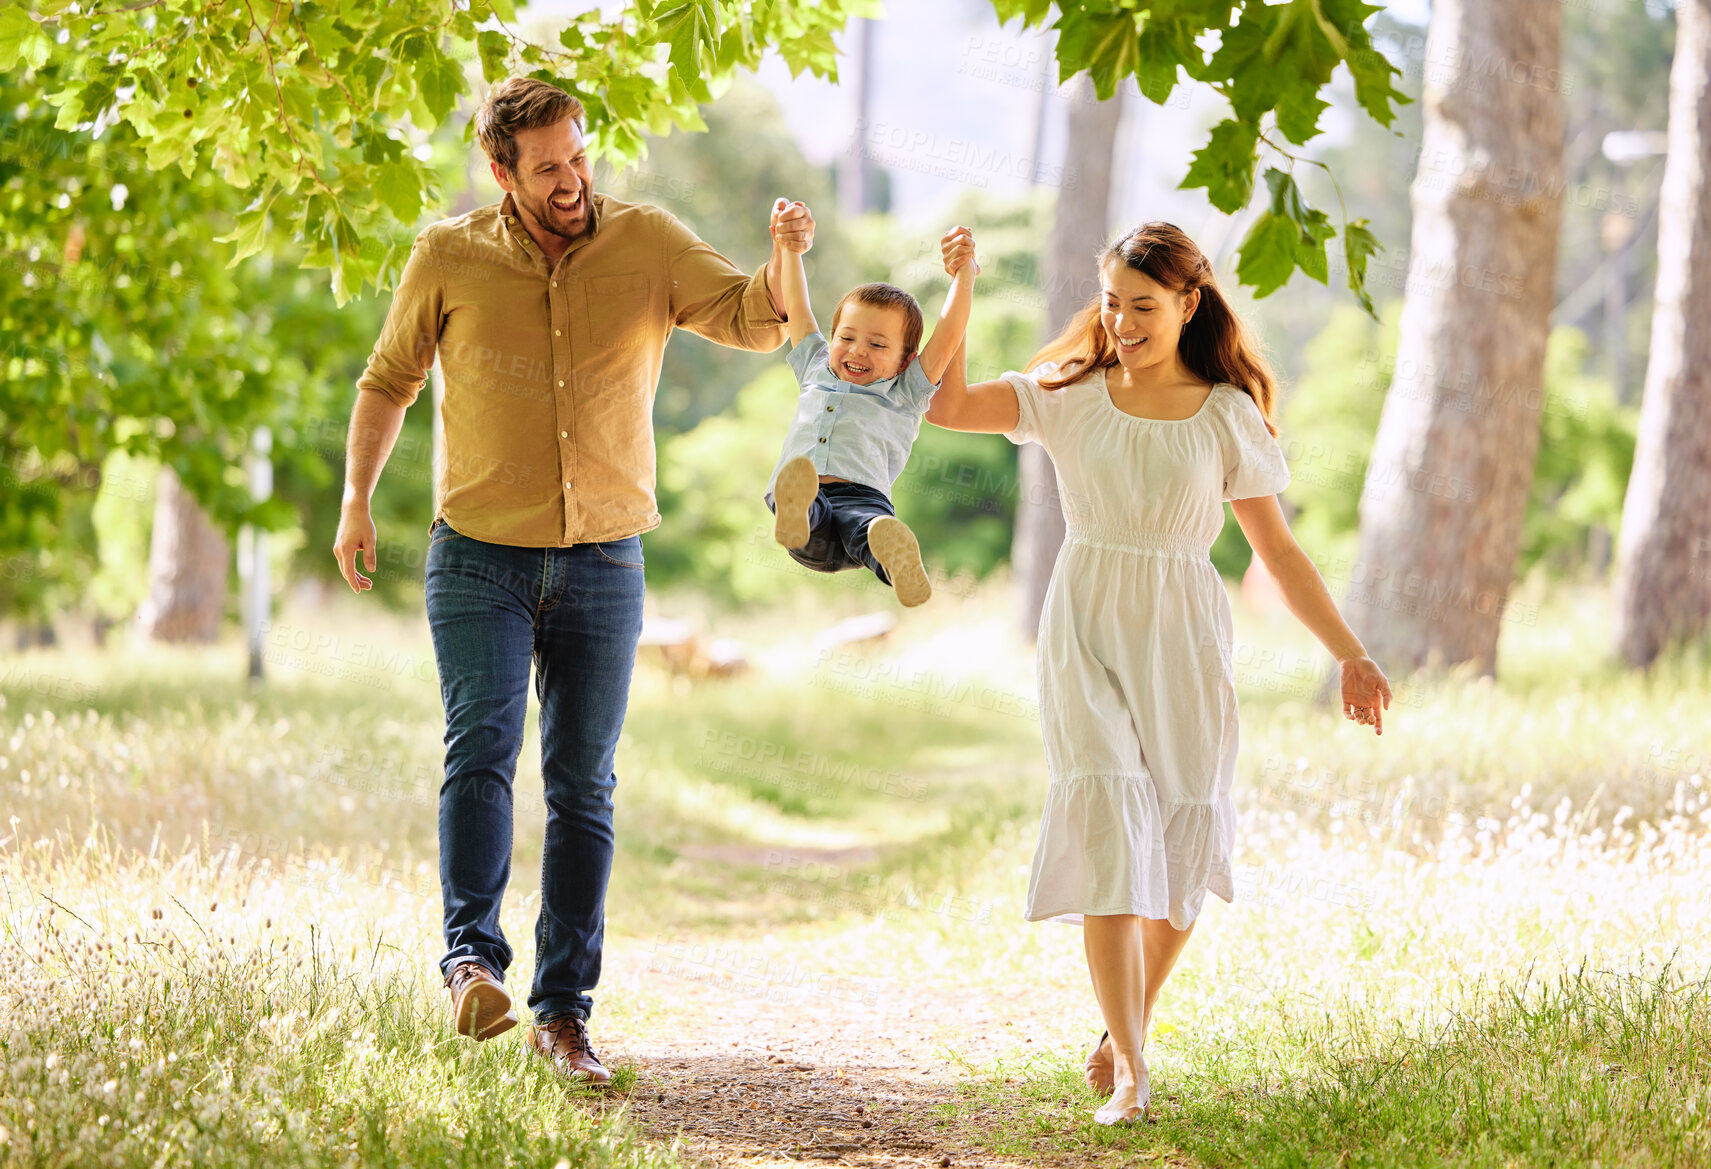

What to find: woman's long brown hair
left=1028, top=222, right=1281, bottom=435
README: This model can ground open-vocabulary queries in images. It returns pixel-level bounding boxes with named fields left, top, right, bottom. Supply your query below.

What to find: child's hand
left=940, top=225, right=978, bottom=277
left=771, top=198, right=814, bottom=254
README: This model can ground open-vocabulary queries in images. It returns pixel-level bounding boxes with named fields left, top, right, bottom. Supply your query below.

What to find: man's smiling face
left=493, top=117, right=594, bottom=241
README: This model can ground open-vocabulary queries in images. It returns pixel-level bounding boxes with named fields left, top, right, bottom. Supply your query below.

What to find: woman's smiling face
left=1100, top=258, right=1198, bottom=372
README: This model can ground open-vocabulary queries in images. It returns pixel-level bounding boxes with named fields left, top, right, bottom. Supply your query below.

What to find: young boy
left=765, top=202, right=977, bottom=607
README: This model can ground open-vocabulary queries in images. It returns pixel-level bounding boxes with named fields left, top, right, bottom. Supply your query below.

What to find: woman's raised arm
left=924, top=340, right=1021, bottom=434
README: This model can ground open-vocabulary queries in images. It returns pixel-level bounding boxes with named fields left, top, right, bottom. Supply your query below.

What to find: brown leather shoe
left=445, top=961, right=517, bottom=1041
left=525, top=1012, right=612, bottom=1086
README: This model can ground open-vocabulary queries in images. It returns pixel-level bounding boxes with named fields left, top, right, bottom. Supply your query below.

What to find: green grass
left=2, top=574, right=1709, bottom=1166
left=940, top=964, right=1711, bottom=1168
left=1, top=834, right=666, bottom=1168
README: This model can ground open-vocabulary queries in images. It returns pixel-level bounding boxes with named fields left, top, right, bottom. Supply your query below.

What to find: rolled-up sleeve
left=663, top=213, right=787, bottom=352
left=355, top=233, right=444, bottom=408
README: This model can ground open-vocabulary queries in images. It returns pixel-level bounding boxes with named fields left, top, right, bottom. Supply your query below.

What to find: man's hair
left=475, top=78, right=586, bottom=177
left=828, top=283, right=924, bottom=358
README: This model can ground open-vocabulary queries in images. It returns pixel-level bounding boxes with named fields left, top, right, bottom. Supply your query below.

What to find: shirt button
left=826, top=405, right=834, bottom=412
left=558, top=379, right=565, bottom=387
left=560, top=431, right=568, bottom=438
left=551, top=280, right=558, bottom=287
left=554, top=329, right=562, bottom=336
left=564, top=482, right=572, bottom=490
left=818, top=436, right=827, bottom=444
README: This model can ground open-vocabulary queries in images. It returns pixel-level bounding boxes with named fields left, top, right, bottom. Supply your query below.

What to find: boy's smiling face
left=828, top=302, right=910, bottom=386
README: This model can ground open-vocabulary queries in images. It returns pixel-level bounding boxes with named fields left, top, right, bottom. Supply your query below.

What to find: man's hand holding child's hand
left=771, top=198, right=814, bottom=254
left=941, top=225, right=978, bottom=277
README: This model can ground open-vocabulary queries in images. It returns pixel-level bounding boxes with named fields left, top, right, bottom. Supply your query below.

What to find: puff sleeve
left=1218, top=386, right=1291, bottom=501
left=1001, top=360, right=1061, bottom=449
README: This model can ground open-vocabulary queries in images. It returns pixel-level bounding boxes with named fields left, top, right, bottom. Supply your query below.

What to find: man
left=332, top=77, right=814, bottom=1084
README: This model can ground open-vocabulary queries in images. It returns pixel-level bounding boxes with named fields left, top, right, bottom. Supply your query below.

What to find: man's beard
left=523, top=188, right=591, bottom=241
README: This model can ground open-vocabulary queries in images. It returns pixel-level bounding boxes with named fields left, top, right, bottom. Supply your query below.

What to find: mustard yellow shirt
left=356, top=191, right=787, bottom=546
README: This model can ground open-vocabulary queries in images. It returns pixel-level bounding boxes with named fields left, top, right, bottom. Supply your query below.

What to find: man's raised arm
left=664, top=200, right=815, bottom=351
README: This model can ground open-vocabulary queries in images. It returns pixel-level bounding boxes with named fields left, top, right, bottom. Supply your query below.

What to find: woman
left=926, top=223, right=1393, bottom=1125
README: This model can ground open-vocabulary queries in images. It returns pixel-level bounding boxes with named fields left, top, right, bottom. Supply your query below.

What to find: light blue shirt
left=766, top=331, right=940, bottom=496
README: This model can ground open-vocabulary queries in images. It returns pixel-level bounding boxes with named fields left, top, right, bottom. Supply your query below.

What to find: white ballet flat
left=1093, top=1057, right=1150, bottom=1126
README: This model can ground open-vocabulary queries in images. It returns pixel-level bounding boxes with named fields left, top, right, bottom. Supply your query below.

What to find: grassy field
left=1, top=571, right=1708, bottom=1166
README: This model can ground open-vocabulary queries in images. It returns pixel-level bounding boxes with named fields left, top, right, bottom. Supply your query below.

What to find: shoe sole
left=455, top=980, right=517, bottom=1041
left=559, top=1067, right=613, bottom=1087
left=773, top=457, right=818, bottom=550
left=868, top=516, right=931, bottom=607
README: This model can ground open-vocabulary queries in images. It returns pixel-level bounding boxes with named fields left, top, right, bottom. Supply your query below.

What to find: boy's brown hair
left=828, top=283, right=924, bottom=359
left=475, top=78, right=586, bottom=177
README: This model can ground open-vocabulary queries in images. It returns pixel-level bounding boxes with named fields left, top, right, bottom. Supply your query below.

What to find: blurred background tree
left=4, top=0, right=1704, bottom=678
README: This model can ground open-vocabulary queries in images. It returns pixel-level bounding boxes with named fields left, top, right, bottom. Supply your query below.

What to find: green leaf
left=714, top=22, right=751, bottom=73
left=655, top=2, right=712, bottom=81
left=45, top=83, right=90, bottom=131
left=665, top=64, right=712, bottom=130
left=1254, top=167, right=1336, bottom=288
left=213, top=194, right=278, bottom=266
left=477, top=30, right=510, bottom=82
left=1179, top=119, right=1260, bottom=214
left=302, top=18, right=353, bottom=66
left=1275, top=86, right=1330, bottom=146
left=1343, top=218, right=1382, bottom=319
left=989, top=0, right=1054, bottom=26
left=373, top=159, right=423, bottom=223
left=1235, top=211, right=1298, bottom=298
left=1055, top=8, right=1142, bottom=100
left=1329, top=0, right=1411, bottom=128
left=1130, top=21, right=1189, bottom=107
left=416, top=46, right=465, bottom=127
left=489, top=0, right=518, bottom=20
left=0, top=6, right=51, bottom=72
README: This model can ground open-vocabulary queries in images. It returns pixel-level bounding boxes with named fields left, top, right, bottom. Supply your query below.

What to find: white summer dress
left=1002, top=362, right=1291, bottom=930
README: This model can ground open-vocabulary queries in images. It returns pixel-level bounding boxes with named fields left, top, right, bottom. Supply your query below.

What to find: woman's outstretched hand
left=940, top=224, right=978, bottom=276
left=1339, top=656, right=1392, bottom=735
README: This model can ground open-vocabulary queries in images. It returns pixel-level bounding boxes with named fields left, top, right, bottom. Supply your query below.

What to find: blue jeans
left=424, top=517, right=645, bottom=1021
left=763, top=480, right=896, bottom=584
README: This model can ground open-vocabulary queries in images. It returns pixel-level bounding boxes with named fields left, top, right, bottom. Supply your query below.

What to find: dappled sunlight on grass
left=2, top=577, right=1708, bottom=1165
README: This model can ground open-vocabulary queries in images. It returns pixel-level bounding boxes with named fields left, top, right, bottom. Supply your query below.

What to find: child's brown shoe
left=867, top=516, right=932, bottom=607
left=773, top=456, right=819, bottom=550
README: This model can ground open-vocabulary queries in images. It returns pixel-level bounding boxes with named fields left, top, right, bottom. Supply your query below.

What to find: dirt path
left=592, top=946, right=1141, bottom=1168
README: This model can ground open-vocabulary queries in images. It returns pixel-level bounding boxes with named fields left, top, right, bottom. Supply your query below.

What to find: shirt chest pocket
left=584, top=273, right=651, bottom=349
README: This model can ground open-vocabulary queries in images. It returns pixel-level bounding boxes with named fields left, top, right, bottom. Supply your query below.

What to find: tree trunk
left=139, top=465, right=228, bottom=643
left=838, top=17, right=875, bottom=217
left=1013, top=73, right=1123, bottom=641
left=1341, top=0, right=1565, bottom=678
left=1613, top=0, right=1711, bottom=667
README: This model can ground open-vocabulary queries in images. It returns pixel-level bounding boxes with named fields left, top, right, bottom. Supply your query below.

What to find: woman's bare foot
left=1093, top=1048, right=1149, bottom=1126
left=1085, top=1031, right=1113, bottom=1095
left=1087, top=1009, right=1150, bottom=1096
